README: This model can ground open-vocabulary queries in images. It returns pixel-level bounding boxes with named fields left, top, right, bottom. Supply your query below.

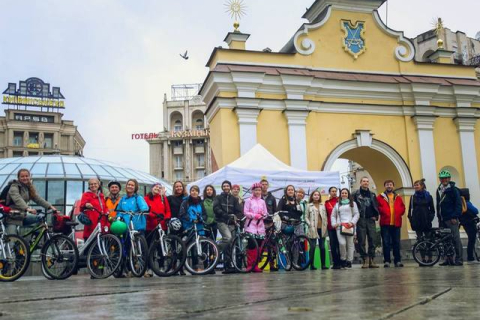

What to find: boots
left=369, top=258, right=379, bottom=268
left=362, top=258, right=369, bottom=269
left=247, top=249, right=262, bottom=273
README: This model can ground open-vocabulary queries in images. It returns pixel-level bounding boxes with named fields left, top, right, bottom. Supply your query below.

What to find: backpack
left=0, top=182, right=13, bottom=205
left=457, top=187, right=468, bottom=214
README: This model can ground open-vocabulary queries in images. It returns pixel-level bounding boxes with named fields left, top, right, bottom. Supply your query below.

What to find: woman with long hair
left=277, top=185, right=303, bottom=221
left=5, top=168, right=57, bottom=234
left=305, top=190, right=328, bottom=270
left=203, top=185, right=217, bottom=243
left=331, top=188, right=360, bottom=269
left=167, top=181, right=187, bottom=219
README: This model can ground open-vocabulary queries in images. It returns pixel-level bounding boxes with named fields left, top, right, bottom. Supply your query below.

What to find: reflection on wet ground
left=1, top=264, right=479, bottom=320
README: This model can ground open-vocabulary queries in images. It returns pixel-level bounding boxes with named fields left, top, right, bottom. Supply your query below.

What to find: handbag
left=340, top=224, right=354, bottom=236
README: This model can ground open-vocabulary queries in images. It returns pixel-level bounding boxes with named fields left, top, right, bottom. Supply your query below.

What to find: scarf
left=340, top=199, right=350, bottom=205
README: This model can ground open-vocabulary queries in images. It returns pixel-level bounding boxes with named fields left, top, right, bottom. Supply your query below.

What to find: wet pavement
left=1, top=263, right=479, bottom=320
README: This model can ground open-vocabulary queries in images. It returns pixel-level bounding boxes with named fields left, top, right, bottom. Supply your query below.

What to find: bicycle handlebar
left=115, top=210, right=150, bottom=216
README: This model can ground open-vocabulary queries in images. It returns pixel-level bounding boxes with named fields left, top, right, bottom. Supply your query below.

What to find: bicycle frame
left=184, top=223, right=203, bottom=256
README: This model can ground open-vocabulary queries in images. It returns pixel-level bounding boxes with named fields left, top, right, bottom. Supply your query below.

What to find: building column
left=235, top=108, right=260, bottom=155
left=163, top=141, right=169, bottom=181
left=284, top=110, right=309, bottom=170
left=413, top=115, right=438, bottom=199
left=455, top=117, right=480, bottom=204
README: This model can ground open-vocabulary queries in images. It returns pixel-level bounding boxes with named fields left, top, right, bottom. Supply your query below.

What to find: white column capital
left=454, top=117, right=478, bottom=132
left=413, top=115, right=437, bottom=131
left=235, top=107, right=261, bottom=124
left=235, top=107, right=260, bottom=155
left=284, top=109, right=309, bottom=170
left=284, top=109, right=309, bottom=126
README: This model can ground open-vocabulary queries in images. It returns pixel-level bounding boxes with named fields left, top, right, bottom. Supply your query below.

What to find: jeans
left=328, top=229, right=341, bottom=267
left=336, top=229, right=355, bottom=262
left=217, top=222, right=235, bottom=263
left=462, top=222, right=477, bottom=261
left=380, top=226, right=402, bottom=263
left=444, top=219, right=463, bottom=263
left=5, top=213, right=39, bottom=235
left=356, top=217, right=376, bottom=259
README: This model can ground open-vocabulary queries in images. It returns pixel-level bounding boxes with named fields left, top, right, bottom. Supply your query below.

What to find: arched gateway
left=200, top=0, right=480, bottom=236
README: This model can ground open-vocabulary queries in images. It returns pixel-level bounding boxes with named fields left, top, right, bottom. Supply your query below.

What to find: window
left=47, top=181, right=65, bottom=206
left=66, top=181, right=84, bottom=205
left=194, top=140, right=204, bottom=146
left=33, top=180, right=46, bottom=199
left=44, top=133, right=53, bottom=149
left=13, top=132, right=23, bottom=146
left=196, top=169, right=205, bottom=179
left=174, top=156, right=183, bottom=168
left=174, top=120, right=182, bottom=132
left=28, top=152, right=39, bottom=156
left=195, top=118, right=204, bottom=130
left=13, top=151, right=23, bottom=157
left=28, top=132, right=39, bottom=144
left=196, top=154, right=205, bottom=167
left=175, top=171, right=184, bottom=180
left=173, top=141, right=182, bottom=147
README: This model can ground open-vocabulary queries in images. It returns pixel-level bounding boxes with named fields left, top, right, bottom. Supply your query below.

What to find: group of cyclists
left=0, top=167, right=479, bottom=281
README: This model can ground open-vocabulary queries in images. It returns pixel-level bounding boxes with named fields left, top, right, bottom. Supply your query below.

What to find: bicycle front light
left=104, top=226, right=109, bottom=232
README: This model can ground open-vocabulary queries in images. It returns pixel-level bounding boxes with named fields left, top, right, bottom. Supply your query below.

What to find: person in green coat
left=203, top=185, right=217, bottom=242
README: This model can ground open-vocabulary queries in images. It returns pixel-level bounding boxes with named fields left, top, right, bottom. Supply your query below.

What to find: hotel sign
left=170, top=129, right=209, bottom=138
left=2, top=77, right=65, bottom=109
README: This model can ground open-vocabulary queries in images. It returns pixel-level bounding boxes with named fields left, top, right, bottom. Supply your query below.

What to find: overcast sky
left=1, top=0, right=478, bottom=174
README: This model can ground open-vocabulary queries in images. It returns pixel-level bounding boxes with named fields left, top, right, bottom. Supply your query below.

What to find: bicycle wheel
left=148, top=235, right=186, bottom=277
left=184, top=237, right=219, bottom=275
left=231, top=233, right=258, bottom=273
left=412, top=240, right=440, bottom=266
left=474, top=236, right=480, bottom=262
left=129, top=234, right=148, bottom=277
left=41, top=234, right=79, bottom=280
left=0, top=234, right=30, bottom=282
left=258, top=240, right=274, bottom=270
left=277, top=242, right=292, bottom=271
left=87, top=234, right=123, bottom=279
left=291, top=235, right=311, bottom=271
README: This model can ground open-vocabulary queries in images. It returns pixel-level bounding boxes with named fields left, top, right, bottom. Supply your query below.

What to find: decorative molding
left=413, top=115, right=437, bottom=131
left=372, top=10, right=415, bottom=62
left=293, top=6, right=332, bottom=55
left=454, top=117, right=478, bottom=132
left=224, top=32, right=250, bottom=46
left=340, top=19, right=366, bottom=60
left=354, top=130, right=373, bottom=147
left=453, top=85, right=480, bottom=108
left=284, top=109, right=309, bottom=126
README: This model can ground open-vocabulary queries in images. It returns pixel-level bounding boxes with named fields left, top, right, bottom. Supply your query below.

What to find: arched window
left=195, top=118, right=204, bottom=130
left=174, top=120, right=182, bottom=132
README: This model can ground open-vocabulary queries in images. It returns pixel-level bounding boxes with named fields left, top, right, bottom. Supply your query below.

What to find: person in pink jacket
left=243, top=182, right=268, bottom=273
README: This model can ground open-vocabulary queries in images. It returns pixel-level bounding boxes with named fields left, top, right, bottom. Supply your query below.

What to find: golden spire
left=224, top=0, right=247, bottom=32
left=433, top=17, right=445, bottom=49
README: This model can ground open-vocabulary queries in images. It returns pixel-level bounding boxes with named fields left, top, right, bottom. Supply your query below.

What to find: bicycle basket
left=53, top=212, right=72, bottom=235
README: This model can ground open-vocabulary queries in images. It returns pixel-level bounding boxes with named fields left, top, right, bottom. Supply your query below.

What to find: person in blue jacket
left=436, top=170, right=463, bottom=266
left=116, top=179, right=149, bottom=232
left=179, top=185, right=207, bottom=235
left=459, top=188, right=479, bottom=262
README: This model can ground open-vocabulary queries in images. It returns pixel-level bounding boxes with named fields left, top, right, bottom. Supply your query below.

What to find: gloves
left=254, top=213, right=263, bottom=220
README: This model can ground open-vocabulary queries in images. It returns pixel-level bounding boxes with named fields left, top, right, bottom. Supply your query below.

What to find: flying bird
left=180, top=50, right=189, bottom=60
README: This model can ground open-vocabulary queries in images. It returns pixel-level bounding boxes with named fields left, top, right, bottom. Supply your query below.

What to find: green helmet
left=110, top=221, right=128, bottom=235
left=438, top=170, right=451, bottom=179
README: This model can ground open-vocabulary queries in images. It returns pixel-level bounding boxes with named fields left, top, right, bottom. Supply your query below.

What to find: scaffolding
left=171, top=83, right=202, bottom=101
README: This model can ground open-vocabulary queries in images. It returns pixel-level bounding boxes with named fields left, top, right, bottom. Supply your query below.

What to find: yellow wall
left=209, top=109, right=241, bottom=168
left=256, top=110, right=290, bottom=165
left=433, top=118, right=465, bottom=187
left=475, top=121, right=480, bottom=184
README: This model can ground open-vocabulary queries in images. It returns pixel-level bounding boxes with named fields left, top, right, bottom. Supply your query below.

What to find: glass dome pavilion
left=0, top=156, right=172, bottom=214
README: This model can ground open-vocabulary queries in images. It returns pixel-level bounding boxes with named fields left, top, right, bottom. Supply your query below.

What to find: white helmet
left=169, top=218, right=182, bottom=231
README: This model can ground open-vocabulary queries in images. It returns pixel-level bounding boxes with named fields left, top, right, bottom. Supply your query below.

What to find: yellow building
left=200, top=0, right=480, bottom=237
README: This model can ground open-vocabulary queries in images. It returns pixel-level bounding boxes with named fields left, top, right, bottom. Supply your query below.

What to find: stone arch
left=170, top=111, right=183, bottom=132
left=191, top=110, right=205, bottom=130
left=323, top=131, right=413, bottom=189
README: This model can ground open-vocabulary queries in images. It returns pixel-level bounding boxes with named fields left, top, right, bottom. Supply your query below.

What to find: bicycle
left=114, top=210, right=149, bottom=278
left=0, top=208, right=31, bottom=282
left=258, top=213, right=292, bottom=271
left=182, top=213, right=219, bottom=275
left=472, top=217, right=480, bottom=262
left=230, top=216, right=258, bottom=273
left=412, top=228, right=455, bottom=266
left=282, top=217, right=311, bottom=271
left=76, top=208, right=123, bottom=279
left=19, top=209, right=79, bottom=280
left=147, top=213, right=186, bottom=277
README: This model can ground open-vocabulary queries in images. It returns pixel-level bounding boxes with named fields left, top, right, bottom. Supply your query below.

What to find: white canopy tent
left=189, top=144, right=340, bottom=197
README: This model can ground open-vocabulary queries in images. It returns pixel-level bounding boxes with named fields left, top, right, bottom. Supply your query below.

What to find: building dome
left=0, top=156, right=172, bottom=214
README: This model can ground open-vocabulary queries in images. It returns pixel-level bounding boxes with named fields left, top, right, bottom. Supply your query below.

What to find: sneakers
left=384, top=262, right=390, bottom=268
left=331, top=264, right=342, bottom=270
left=395, top=262, right=404, bottom=268
left=453, top=261, right=463, bottom=266
left=222, top=268, right=238, bottom=274
left=346, top=261, right=352, bottom=269
left=439, top=260, right=452, bottom=266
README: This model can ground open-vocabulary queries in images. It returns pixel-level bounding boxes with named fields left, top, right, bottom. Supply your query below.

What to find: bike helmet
left=77, top=212, right=92, bottom=226
left=438, top=170, right=451, bottom=179
left=169, top=218, right=182, bottom=232
left=110, top=220, right=128, bottom=235
left=251, top=182, right=262, bottom=191
left=108, top=180, right=122, bottom=190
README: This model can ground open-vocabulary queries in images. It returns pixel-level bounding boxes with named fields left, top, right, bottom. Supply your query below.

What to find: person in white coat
left=332, top=188, right=360, bottom=269
left=305, top=190, right=328, bottom=270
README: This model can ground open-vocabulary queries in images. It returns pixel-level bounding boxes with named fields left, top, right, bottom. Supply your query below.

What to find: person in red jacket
left=144, top=182, right=171, bottom=237
left=377, top=180, right=406, bottom=268
left=79, top=178, right=109, bottom=240
left=325, top=187, right=341, bottom=269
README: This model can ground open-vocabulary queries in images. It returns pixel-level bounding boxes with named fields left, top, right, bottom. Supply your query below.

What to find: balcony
left=173, top=146, right=183, bottom=155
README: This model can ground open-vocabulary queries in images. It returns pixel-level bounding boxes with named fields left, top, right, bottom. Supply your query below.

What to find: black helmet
left=108, top=181, right=122, bottom=190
